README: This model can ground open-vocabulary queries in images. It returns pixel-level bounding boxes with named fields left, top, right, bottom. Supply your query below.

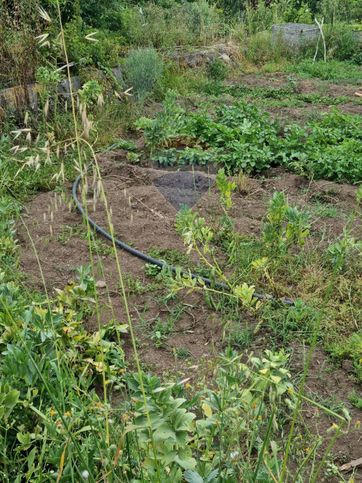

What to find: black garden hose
left=72, top=173, right=294, bottom=306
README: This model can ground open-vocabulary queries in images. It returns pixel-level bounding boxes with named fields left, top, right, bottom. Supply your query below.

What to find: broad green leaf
left=184, top=469, right=204, bottom=483
left=154, top=423, right=176, bottom=442
left=175, top=452, right=196, bottom=470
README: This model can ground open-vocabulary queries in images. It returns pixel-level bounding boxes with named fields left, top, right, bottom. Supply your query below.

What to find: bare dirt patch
left=265, top=105, right=323, bottom=122
left=297, top=79, right=361, bottom=98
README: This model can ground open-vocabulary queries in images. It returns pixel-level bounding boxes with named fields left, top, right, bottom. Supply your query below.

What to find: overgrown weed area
left=0, top=1, right=362, bottom=481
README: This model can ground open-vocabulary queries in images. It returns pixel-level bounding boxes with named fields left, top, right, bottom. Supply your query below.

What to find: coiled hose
left=72, top=174, right=293, bottom=306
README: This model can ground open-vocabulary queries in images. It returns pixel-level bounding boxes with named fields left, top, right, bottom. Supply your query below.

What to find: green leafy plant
left=264, top=299, right=319, bottom=343
left=349, top=391, right=362, bottom=409
left=2, top=2, right=361, bottom=479
left=63, top=17, right=122, bottom=67
left=78, top=79, right=103, bottom=107
left=138, top=95, right=279, bottom=173
left=262, top=192, right=310, bottom=253
left=0, top=384, right=20, bottom=419
left=136, top=90, right=188, bottom=151
left=281, top=109, right=362, bottom=183
left=126, top=374, right=197, bottom=477
left=327, top=230, right=362, bottom=272
left=190, top=349, right=295, bottom=481
left=215, top=168, right=236, bottom=210
left=35, top=66, right=62, bottom=96
left=151, top=317, right=174, bottom=348
left=138, top=93, right=362, bottom=183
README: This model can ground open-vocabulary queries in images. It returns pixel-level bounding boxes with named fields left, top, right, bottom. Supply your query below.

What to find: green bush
left=324, top=24, right=360, bottom=61
left=0, top=27, right=39, bottom=87
left=119, top=1, right=222, bottom=48
left=63, top=18, right=122, bottom=68
left=243, top=2, right=276, bottom=34
left=124, top=48, right=164, bottom=100
left=78, top=0, right=123, bottom=30
left=319, top=0, right=362, bottom=23
left=244, top=31, right=294, bottom=65
left=184, top=0, right=223, bottom=41
left=207, top=58, right=228, bottom=80
left=78, top=80, right=103, bottom=107
left=120, top=4, right=183, bottom=48
left=285, top=3, right=314, bottom=23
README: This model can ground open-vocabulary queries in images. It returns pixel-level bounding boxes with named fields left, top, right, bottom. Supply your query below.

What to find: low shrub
left=124, top=48, right=164, bottom=101
left=207, top=58, right=229, bottom=80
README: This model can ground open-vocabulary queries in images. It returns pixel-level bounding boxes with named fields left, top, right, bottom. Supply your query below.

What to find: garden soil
left=18, top=155, right=362, bottom=472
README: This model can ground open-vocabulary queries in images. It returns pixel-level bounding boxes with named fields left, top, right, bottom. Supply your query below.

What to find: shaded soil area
left=18, top=155, right=362, bottom=470
left=153, top=171, right=213, bottom=209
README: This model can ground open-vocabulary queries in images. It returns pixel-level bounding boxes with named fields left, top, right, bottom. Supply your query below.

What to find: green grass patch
left=287, top=60, right=362, bottom=83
